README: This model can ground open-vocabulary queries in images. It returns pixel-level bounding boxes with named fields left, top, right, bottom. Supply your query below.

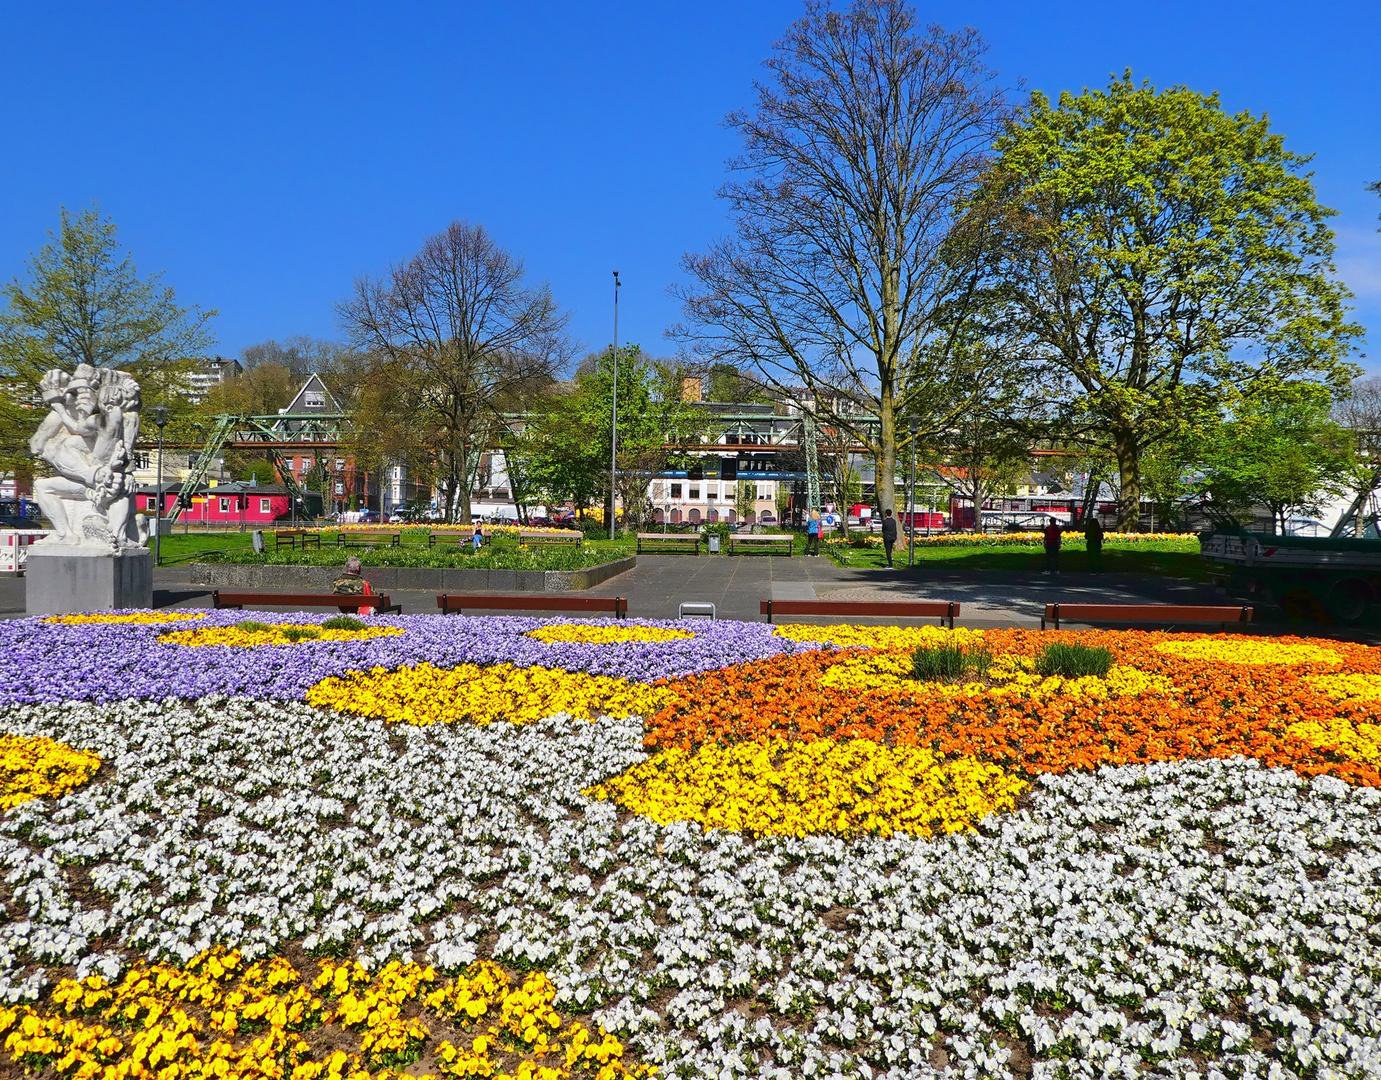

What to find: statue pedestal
left=25, top=547, right=153, bottom=615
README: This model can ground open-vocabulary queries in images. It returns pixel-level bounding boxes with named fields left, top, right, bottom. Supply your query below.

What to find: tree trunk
left=876, top=395, right=897, bottom=515
left=1113, top=430, right=1141, bottom=532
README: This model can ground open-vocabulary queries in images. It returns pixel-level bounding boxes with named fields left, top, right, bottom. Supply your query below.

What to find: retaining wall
left=187, top=557, right=637, bottom=594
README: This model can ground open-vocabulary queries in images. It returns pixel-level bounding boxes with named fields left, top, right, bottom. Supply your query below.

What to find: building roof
left=280, top=374, right=340, bottom=415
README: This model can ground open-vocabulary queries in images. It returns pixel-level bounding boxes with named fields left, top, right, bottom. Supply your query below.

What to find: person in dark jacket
left=1043, top=518, right=1063, bottom=574
left=881, top=508, right=899, bottom=567
left=1083, top=516, right=1104, bottom=572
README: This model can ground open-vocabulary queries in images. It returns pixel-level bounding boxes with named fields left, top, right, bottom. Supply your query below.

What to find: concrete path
left=1, top=553, right=1372, bottom=640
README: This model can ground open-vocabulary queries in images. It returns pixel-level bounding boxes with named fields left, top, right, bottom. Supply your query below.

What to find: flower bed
left=0, top=615, right=1378, bottom=1079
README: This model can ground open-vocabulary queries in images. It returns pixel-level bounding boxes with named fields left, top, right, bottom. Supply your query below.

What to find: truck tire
left=1326, top=578, right=1371, bottom=624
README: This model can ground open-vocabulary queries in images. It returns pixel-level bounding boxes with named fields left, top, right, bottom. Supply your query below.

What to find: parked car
left=357, top=510, right=380, bottom=524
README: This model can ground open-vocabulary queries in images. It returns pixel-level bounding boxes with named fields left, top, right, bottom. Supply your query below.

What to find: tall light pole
left=152, top=405, right=167, bottom=567
left=609, top=270, right=620, bottom=541
left=908, top=417, right=918, bottom=568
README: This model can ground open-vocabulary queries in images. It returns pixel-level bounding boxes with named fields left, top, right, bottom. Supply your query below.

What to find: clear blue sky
left=2, top=2, right=1379, bottom=369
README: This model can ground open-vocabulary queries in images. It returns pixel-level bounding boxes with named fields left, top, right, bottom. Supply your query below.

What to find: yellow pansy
left=587, top=738, right=1025, bottom=838
left=160, top=624, right=405, bottom=647
left=44, top=611, right=207, bottom=624
left=1155, top=639, right=1342, bottom=666
left=1305, top=672, right=1381, bottom=702
left=307, top=662, right=675, bottom=727
left=0, top=734, right=102, bottom=810
left=1288, top=718, right=1381, bottom=766
left=774, top=623, right=985, bottom=653
left=526, top=624, right=695, bottom=645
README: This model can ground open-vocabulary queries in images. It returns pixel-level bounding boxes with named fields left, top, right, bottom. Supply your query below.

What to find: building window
left=707, top=486, right=718, bottom=500
left=218, top=498, right=229, bottom=513
left=670, top=483, right=682, bottom=499
left=335, top=458, right=344, bottom=471
left=334, top=481, right=345, bottom=495
left=689, top=487, right=700, bottom=500
left=304, top=391, right=326, bottom=408
left=260, top=498, right=271, bottom=514
left=146, top=496, right=158, bottom=511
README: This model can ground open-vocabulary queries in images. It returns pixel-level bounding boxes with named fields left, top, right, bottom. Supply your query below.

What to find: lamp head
left=153, top=404, right=168, bottom=428
left=908, top=418, right=918, bottom=436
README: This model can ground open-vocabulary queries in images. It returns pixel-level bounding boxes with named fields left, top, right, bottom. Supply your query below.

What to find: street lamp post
left=152, top=406, right=167, bottom=567
left=610, top=270, right=620, bottom=541
left=908, top=418, right=918, bottom=568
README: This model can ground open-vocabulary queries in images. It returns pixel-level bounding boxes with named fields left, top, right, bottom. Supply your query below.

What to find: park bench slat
left=436, top=593, right=627, bottom=619
left=274, top=530, right=320, bottom=550
left=518, top=532, right=581, bottom=545
left=730, top=535, right=794, bottom=556
left=337, top=531, right=400, bottom=547
left=760, top=599, right=958, bottom=629
left=429, top=529, right=490, bottom=546
left=1041, top=603, right=1253, bottom=631
left=637, top=533, right=701, bottom=554
left=212, top=590, right=401, bottom=613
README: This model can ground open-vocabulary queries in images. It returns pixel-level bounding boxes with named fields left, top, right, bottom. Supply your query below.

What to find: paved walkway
left=1, top=554, right=1370, bottom=639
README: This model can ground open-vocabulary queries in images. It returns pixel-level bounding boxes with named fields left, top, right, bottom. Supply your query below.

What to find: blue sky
left=2, top=1, right=1379, bottom=369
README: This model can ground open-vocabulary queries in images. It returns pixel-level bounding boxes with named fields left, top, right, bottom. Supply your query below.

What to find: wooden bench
left=274, top=529, right=320, bottom=550
left=429, top=529, right=489, bottom=547
left=436, top=594, right=627, bottom=619
left=518, top=531, right=581, bottom=545
left=211, top=590, right=402, bottom=614
left=1041, top=603, right=1254, bottom=631
left=730, top=534, right=795, bottom=556
left=637, top=532, right=700, bottom=555
left=760, top=599, right=959, bottom=629
left=336, top=531, right=400, bottom=548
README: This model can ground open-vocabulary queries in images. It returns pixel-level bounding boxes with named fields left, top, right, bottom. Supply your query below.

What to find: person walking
left=331, top=555, right=374, bottom=615
left=1083, top=515, right=1104, bottom=573
left=881, top=507, right=898, bottom=568
left=806, top=510, right=821, bottom=557
left=1043, top=518, right=1063, bottom=574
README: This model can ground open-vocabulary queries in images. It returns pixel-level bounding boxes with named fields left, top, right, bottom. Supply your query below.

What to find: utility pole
left=908, top=418, right=918, bottom=567
left=610, top=270, right=620, bottom=541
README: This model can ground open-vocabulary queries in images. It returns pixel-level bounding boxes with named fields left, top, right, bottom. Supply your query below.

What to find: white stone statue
left=28, top=364, right=151, bottom=552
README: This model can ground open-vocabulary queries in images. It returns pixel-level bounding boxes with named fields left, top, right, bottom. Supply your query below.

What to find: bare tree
left=340, top=221, right=571, bottom=524
left=674, top=1, right=1010, bottom=513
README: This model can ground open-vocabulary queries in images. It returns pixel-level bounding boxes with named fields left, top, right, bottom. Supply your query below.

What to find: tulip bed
left=0, top=612, right=1378, bottom=1080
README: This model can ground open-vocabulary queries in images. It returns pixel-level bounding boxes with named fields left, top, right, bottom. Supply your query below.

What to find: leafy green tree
left=1196, top=382, right=1353, bottom=531
left=0, top=204, right=216, bottom=474
left=525, top=346, right=705, bottom=532
left=973, top=73, right=1362, bottom=529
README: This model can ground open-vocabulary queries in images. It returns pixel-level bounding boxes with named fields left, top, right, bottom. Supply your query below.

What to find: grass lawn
left=830, top=536, right=1207, bottom=578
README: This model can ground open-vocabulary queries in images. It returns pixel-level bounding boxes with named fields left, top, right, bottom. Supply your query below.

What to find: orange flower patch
left=645, top=630, right=1381, bottom=788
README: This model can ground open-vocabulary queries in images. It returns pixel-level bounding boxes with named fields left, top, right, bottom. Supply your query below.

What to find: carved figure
left=29, top=365, right=150, bottom=551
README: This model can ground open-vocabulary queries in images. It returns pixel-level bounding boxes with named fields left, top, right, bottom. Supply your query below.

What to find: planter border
left=187, top=557, right=636, bottom=594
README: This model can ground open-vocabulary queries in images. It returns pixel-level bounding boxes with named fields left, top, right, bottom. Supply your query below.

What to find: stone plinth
left=25, top=548, right=153, bottom=615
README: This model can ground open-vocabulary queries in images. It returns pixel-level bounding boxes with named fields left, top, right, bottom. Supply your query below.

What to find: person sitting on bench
left=331, top=556, right=374, bottom=615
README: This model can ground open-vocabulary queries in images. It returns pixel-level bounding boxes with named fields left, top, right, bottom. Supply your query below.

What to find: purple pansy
left=0, top=613, right=809, bottom=705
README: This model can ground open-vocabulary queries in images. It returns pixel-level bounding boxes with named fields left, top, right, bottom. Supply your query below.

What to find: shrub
left=235, top=620, right=270, bottom=633
left=321, top=615, right=368, bottom=631
left=280, top=626, right=321, bottom=642
left=1036, top=642, right=1113, bottom=678
left=911, top=642, right=993, bottom=682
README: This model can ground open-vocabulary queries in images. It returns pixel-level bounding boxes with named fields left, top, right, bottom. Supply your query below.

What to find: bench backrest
left=1043, top=603, right=1253, bottom=622
left=213, top=590, right=394, bottom=609
left=760, top=598, right=958, bottom=627
left=436, top=593, right=627, bottom=617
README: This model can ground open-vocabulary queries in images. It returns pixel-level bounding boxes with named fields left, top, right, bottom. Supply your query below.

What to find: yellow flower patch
left=0, top=734, right=101, bottom=810
left=586, top=738, right=1026, bottom=838
left=526, top=624, right=695, bottom=645
left=44, top=611, right=207, bottom=624
left=817, top=649, right=1174, bottom=701
left=0, top=948, right=651, bottom=1080
left=160, top=624, right=405, bottom=647
left=1305, top=672, right=1381, bottom=702
left=1288, top=718, right=1381, bottom=767
left=775, top=623, right=985, bottom=652
left=1155, top=638, right=1342, bottom=666
left=307, top=662, right=676, bottom=727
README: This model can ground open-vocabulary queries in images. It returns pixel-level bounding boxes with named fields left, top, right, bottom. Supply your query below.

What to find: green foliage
left=208, top=536, right=634, bottom=572
left=235, top=620, right=270, bottom=633
left=280, top=625, right=321, bottom=642
left=320, top=615, right=368, bottom=631
left=911, top=642, right=993, bottom=682
left=238, top=459, right=278, bottom=484
left=977, top=73, right=1362, bottom=527
left=0, top=204, right=217, bottom=473
left=1035, top=643, right=1113, bottom=678
left=1195, top=381, right=1354, bottom=529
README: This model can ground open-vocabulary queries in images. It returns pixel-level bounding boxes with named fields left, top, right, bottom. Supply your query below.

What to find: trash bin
left=708, top=535, right=721, bottom=554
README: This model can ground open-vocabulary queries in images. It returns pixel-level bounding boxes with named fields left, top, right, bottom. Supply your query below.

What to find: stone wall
left=187, top=557, right=636, bottom=594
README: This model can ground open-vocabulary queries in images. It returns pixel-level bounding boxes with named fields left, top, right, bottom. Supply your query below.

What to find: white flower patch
left=0, top=698, right=1378, bottom=1078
